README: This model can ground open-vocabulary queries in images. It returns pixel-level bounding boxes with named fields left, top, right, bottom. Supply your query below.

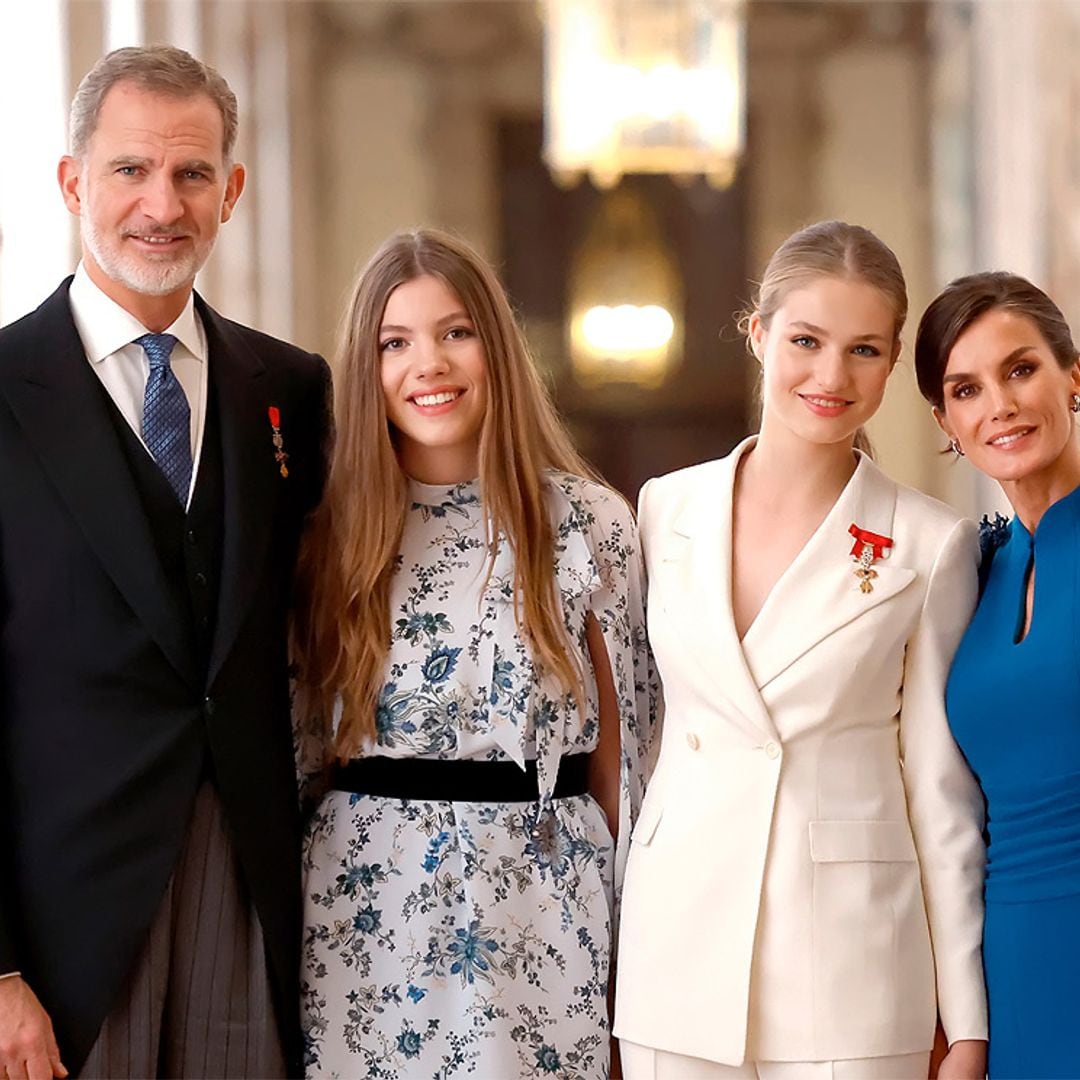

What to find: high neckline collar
left=407, top=476, right=481, bottom=509
left=1012, top=479, right=1080, bottom=542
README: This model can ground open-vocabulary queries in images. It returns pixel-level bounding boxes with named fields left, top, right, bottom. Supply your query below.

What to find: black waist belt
left=331, top=753, right=590, bottom=803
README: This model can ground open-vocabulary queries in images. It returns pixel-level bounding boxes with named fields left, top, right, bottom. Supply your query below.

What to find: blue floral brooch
left=978, top=512, right=1011, bottom=558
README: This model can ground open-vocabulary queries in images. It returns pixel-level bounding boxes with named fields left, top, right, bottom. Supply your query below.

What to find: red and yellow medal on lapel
left=848, top=523, right=892, bottom=594
left=268, top=406, right=289, bottom=478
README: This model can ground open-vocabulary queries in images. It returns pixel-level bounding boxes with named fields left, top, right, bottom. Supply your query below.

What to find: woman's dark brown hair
left=915, top=271, right=1078, bottom=411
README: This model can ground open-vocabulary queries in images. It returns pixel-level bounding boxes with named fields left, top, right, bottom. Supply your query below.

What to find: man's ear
left=57, top=156, right=83, bottom=216
left=219, top=162, right=246, bottom=223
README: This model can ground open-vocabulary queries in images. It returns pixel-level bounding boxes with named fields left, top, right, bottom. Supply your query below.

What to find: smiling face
left=58, top=80, right=244, bottom=326
left=751, top=275, right=898, bottom=450
left=379, top=274, right=488, bottom=483
left=936, top=307, right=1080, bottom=488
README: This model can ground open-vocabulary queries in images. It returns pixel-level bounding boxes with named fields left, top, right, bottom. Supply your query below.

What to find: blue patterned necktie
left=136, top=332, right=192, bottom=505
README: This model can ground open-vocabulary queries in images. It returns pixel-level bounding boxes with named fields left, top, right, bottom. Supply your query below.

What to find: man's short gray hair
left=69, top=44, right=238, bottom=162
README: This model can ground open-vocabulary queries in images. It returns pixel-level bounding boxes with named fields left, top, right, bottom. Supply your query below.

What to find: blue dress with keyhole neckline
left=946, top=484, right=1080, bottom=1078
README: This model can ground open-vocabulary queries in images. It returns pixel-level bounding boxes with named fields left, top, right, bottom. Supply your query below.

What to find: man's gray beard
left=82, top=217, right=204, bottom=298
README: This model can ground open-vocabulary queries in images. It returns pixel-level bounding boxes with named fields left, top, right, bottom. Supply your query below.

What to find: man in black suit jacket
left=0, top=46, right=329, bottom=1078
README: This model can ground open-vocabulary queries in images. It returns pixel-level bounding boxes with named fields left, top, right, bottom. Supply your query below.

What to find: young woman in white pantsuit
left=614, top=222, right=988, bottom=1080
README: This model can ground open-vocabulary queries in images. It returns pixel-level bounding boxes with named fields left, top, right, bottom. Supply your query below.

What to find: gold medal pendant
left=853, top=542, right=877, bottom=593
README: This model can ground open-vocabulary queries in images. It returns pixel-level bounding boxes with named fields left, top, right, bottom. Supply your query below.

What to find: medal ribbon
left=848, top=523, right=893, bottom=561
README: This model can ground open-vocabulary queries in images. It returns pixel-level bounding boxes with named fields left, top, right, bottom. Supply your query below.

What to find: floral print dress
left=300, top=472, right=655, bottom=1079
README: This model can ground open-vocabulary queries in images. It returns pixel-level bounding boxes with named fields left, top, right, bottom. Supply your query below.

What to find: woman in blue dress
left=916, top=272, right=1080, bottom=1079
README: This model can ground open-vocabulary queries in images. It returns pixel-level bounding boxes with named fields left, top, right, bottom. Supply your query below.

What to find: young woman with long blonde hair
left=614, top=221, right=987, bottom=1079
left=293, top=228, right=655, bottom=1078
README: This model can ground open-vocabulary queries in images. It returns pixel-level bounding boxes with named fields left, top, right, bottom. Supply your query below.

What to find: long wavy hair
left=294, top=228, right=600, bottom=758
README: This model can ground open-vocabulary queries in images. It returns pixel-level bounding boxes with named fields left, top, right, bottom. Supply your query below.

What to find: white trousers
left=620, top=1041, right=931, bottom=1080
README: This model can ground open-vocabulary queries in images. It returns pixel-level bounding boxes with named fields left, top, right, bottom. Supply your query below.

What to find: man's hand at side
left=0, top=977, right=67, bottom=1079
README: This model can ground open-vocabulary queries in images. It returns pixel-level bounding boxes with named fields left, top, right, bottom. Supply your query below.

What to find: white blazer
left=614, top=438, right=987, bottom=1066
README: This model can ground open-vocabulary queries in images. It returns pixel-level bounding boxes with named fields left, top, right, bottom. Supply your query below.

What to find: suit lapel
left=656, top=440, right=780, bottom=743
left=741, top=453, right=916, bottom=691
left=0, top=281, right=198, bottom=686
left=198, top=299, right=273, bottom=686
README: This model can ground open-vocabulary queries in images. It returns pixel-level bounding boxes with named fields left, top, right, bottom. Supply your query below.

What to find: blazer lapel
left=199, top=299, right=273, bottom=686
left=741, top=453, right=917, bottom=691
left=655, top=440, right=780, bottom=743
left=0, top=281, right=198, bottom=686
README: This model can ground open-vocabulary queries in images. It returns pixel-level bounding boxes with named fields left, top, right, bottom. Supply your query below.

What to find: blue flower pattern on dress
left=535, top=1045, right=562, bottom=1073
left=396, top=1027, right=423, bottom=1059
left=299, top=473, right=657, bottom=1078
left=445, top=920, right=500, bottom=985
left=421, top=646, right=461, bottom=685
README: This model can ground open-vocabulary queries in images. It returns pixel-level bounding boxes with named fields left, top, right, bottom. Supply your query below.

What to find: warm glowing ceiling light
left=568, top=189, right=682, bottom=389
left=543, top=0, right=746, bottom=189
left=581, top=305, right=675, bottom=356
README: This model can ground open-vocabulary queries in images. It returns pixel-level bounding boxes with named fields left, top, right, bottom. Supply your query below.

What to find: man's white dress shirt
left=68, top=263, right=208, bottom=508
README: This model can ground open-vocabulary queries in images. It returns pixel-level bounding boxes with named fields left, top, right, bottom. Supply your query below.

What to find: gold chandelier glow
left=543, top=0, right=746, bottom=189
left=568, top=189, right=682, bottom=388
left=581, top=304, right=675, bottom=355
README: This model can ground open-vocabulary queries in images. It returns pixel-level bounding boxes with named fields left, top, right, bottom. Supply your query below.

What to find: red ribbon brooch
left=848, top=523, right=893, bottom=594
left=268, top=406, right=289, bottom=478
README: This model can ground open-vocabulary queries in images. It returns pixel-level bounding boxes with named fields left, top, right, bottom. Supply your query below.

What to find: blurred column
left=971, top=0, right=1045, bottom=280
left=250, top=0, right=294, bottom=343
left=1043, top=2, right=1080, bottom=333
left=198, top=0, right=257, bottom=327
left=198, top=0, right=295, bottom=344
left=0, top=0, right=71, bottom=326
left=165, top=0, right=201, bottom=56
left=928, top=0, right=1047, bottom=519
left=105, top=0, right=144, bottom=50
left=812, top=12, right=939, bottom=498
